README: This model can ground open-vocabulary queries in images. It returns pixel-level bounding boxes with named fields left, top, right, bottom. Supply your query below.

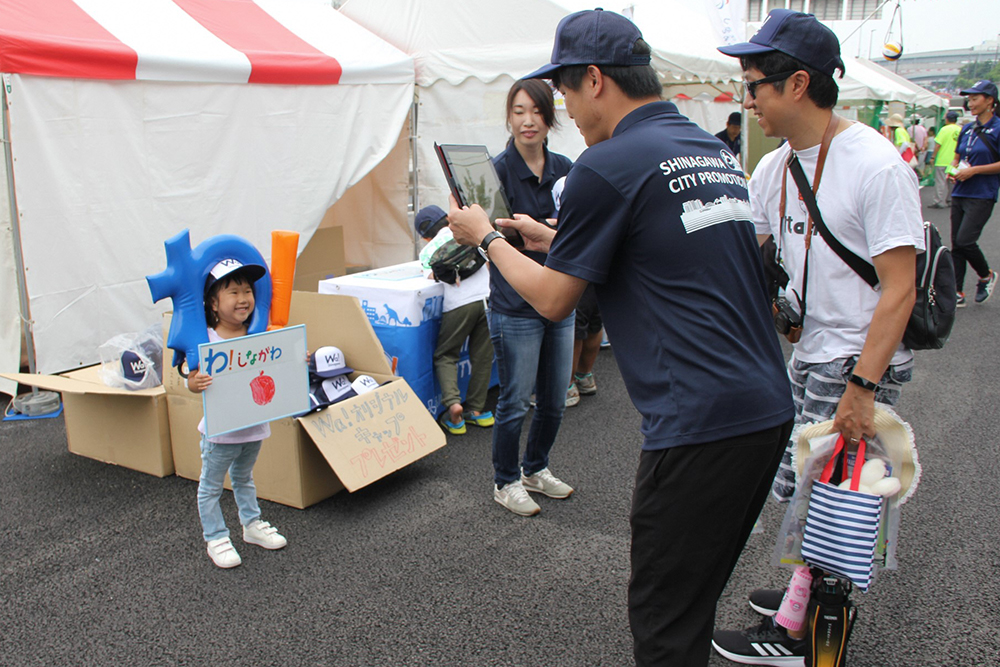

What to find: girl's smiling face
left=509, top=89, right=550, bottom=150
left=210, top=278, right=255, bottom=331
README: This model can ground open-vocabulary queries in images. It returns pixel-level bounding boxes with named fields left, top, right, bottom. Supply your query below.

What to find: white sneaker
left=521, top=467, right=574, bottom=499
left=243, top=519, right=287, bottom=550
left=206, top=537, right=242, bottom=569
left=494, top=480, right=541, bottom=516
left=566, top=383, right=581, bottom=407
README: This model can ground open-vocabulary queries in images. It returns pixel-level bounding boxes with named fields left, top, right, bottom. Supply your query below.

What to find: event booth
left=0, top=0, right=415, bottom=395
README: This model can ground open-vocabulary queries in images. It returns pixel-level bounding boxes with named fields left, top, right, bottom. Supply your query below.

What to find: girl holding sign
left=187, top=259, right=288, bottom=569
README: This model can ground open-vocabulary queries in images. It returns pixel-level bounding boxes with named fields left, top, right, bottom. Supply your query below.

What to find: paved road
left=2, top=186, right=997, bottom=666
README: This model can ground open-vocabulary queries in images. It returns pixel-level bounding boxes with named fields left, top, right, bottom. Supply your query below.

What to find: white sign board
left=199, top=325, right=309, bottom=438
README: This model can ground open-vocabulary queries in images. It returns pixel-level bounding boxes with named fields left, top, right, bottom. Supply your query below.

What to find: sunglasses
left=744, top=70, right=799, bottom=99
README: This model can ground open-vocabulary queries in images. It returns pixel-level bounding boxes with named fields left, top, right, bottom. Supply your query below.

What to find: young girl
left=187, top=259, right=287, bottom=568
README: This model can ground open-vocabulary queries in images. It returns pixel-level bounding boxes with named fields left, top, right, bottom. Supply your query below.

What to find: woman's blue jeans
left=197, top=438, right=262, bottom=542
left=489, top=310, right=574, bottom=487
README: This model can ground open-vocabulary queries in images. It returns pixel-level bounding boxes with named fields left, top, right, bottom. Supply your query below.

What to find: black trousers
left=628, top=419, right=793, bottom=667
left=950, top=196, right=995, bottom=290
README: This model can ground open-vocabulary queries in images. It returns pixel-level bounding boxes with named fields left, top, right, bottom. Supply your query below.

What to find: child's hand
left=188, top=368, right=213, bottom=393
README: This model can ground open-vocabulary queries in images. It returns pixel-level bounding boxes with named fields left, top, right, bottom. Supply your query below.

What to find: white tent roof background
left=0, top=0, right=415, bottom=390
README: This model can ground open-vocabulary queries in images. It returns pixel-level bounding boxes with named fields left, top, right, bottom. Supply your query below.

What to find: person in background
left=450, top=10, right=794, bottom=664
left=949, top=79, right=1000, bottom=306
left=187, top=259, right=288, bottom=569
left=929, top=110, right=960, bottom=208
left=716, top=111, right=743, bottom=159
left=484, top=78, right=576, bottom=517
left=713, top=10, right=922, bottom=665
left=886, top=113, right=911, bottom=153
left=910, top=117, right=928, bottom=177
left=415, top=204, right=494, bottom=435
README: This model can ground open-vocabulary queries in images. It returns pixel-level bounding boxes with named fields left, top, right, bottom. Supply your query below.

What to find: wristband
left=478, top=230, right=504, bottom=260
left=847, top=372, right=877, bottom=392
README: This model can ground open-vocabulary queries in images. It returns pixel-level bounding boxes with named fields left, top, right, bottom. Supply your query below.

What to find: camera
left=772, top=291, right=803, bottom=343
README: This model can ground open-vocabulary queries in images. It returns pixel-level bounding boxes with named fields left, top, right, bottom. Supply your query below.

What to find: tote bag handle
left=818, top=435, right=867, bottom=491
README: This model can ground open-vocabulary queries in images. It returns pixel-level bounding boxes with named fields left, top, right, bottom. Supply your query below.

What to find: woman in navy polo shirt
left=950, top=80, right=1000, bottom=305
left=487, top=79, right=575, bottom=517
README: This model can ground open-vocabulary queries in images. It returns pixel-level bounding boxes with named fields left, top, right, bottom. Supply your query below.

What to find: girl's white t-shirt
left=750, top=122, right=925, bottom=366
left=196, top=327, right=271, bottom=444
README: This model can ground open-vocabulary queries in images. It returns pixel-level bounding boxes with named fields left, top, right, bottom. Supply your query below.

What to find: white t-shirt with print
left=750, top=122, right=924, bottom=366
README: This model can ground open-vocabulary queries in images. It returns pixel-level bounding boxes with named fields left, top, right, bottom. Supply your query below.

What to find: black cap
left=415, top=205, right=448, bottom=239
left=523, top=8, right=650, bottom=80
left=718, top=9, right=845, bottom=78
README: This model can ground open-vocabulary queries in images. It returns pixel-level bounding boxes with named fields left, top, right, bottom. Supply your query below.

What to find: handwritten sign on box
left=299, top=378, right=446, bottom=492
left=200, top=325, right=309, bottom=438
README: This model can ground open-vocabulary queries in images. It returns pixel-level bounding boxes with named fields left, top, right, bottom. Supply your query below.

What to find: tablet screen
left=435, top=144, right=513, bottom=222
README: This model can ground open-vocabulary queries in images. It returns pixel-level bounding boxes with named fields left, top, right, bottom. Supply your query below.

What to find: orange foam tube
left=268, top=230, right=299, bottom=330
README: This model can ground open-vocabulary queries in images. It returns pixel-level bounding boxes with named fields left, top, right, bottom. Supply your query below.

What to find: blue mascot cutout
left=147, top=229, right=271, bottom=372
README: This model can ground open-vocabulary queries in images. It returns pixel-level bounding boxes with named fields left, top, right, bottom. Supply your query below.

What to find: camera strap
left=778, top=113, right=841, bottom=316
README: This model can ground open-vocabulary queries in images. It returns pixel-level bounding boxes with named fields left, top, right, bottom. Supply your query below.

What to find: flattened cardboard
left=164, top=292, right=444, bottom=508
left=292, top=226, right=346, bottom=292
left=2, top=366, right=173, bottom=477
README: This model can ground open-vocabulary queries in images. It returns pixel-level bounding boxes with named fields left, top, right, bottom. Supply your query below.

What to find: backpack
left=429, top=239, right=486, bottom=285
left=902, top=222, right=957, bottom=350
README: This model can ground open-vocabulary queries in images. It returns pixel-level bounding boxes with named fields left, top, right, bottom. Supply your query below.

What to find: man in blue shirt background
left=448, top=9, right=794, bottom=666
left=716, top=110, right=743, bottom=159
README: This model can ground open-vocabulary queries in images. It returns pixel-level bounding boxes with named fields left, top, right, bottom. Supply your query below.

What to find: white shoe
left=521, top=467, right=574, bottom=499
left=206, top=537, right=242, bottom=569
left=494, top=480, right=541, bottom=516
left=243, top=519, right=287, bottom=550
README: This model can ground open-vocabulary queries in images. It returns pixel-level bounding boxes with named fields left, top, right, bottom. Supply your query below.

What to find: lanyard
left=777, top=113, right=840, bottom=310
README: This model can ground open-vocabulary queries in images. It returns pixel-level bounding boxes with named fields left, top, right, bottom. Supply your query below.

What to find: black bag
left=429, top=239, right=486, bottom=285
left=788, top=157, right=957, bottom=351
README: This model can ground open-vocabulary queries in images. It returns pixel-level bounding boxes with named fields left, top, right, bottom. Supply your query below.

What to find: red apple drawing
left=250, top=371, right=276, bottom=406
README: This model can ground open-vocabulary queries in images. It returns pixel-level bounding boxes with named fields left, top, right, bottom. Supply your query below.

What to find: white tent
left=0, top=0, right=415, bottom=395
left=339, top=0, right=744, bottom=217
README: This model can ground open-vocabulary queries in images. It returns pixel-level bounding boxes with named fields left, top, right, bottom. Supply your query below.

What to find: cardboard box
left=292, top=226, right=346, bottom=292
left=164, top=291, right=446, bottom=509
left=2, top=366, right=174, bottom=477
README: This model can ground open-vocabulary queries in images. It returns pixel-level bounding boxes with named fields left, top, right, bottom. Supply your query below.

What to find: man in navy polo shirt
left=448, top=9, right=794, bottom=666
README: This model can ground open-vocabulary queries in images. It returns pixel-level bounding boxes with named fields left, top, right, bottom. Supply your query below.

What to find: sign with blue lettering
left=200, top=325, right=309, bottom=437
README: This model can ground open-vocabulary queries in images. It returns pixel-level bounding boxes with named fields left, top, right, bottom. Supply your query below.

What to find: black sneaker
left=975, top=270, right=997, bottom=303
left=748, top=588, right=784, bottom=616
left=712, top=616, right=806, bottom=666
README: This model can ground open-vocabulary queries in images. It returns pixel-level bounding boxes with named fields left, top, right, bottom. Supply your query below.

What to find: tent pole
left=2, top=75, right=39, bottom=382
left=409, top=94, right=420, bottom=257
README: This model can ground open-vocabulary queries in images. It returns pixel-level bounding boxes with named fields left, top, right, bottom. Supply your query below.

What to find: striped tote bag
left=800, top=437, right=883, bottom=591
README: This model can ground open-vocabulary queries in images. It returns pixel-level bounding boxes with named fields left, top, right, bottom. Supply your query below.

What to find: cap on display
left=309, top=346, right=353, bottom=378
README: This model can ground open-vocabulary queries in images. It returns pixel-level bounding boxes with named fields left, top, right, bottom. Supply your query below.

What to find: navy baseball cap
left=718, top=9, right=845, bottom=78
left=415, top=205, right=447, bottom=239
left=523, top=8, right=650, bottom=80
left=121, top=350, right=148, bottom=383
left=946, top=110, right=959, bottom=122
left=960, top=80, right=998, bottom=99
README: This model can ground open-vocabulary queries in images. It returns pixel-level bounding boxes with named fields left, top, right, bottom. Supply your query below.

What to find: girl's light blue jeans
left=197, top=438, right=262, bottom=542
left=489, top=310, right=574, bottom=487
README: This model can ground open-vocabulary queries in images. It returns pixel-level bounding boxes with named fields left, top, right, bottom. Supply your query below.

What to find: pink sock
left=774, top=566, right=812, bottom=632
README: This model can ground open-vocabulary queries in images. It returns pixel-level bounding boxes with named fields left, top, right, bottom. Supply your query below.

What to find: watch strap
left=479, top=230, right=504, bottom=255
left=847, top=372, right=878, bottom=392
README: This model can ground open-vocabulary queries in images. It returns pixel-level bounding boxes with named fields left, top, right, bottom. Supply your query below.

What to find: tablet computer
left=434, top=142, right=523, bottom=248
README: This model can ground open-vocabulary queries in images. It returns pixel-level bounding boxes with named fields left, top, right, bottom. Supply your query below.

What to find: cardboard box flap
left=288, top=292, right=392, bottom=376
left=2, top=366, right=165, bottom=397
left=298, top=378, right=445, bottom=493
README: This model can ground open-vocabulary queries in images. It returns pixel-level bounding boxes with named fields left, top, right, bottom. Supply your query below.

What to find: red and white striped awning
left=0, top=0, right=414, bottom=85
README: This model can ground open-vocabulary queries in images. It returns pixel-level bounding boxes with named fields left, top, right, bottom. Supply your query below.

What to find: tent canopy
left=0, top=0, right=415, bottom=388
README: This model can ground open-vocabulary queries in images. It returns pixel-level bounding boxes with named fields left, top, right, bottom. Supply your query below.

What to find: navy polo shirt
left=547, top=102, right=793, bottom=450
left=952, top=115, right=1000, bottom=201
left=714, top=128, right=741, bottom=157
left=491, top=142, right=573, bottom=319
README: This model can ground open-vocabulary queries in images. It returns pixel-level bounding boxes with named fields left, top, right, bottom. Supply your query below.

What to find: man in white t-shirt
left=712, top=10, right=923, bottom=666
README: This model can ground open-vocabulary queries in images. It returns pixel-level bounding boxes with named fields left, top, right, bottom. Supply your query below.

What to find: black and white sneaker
left=712, top=616, right=806, bottom=666
left=748, top=588, right=784, bottom=616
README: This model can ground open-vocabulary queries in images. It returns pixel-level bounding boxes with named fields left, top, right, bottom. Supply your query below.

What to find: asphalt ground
left=2, top=184, right=998, bottom=666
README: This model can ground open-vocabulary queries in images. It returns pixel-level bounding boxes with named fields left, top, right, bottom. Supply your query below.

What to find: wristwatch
left=847, top=372, right=878, bottom=392
left=478, top=230, right=504, bottom=260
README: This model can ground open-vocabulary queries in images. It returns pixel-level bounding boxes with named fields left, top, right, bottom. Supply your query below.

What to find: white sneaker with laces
left=206, top=537, right=242, bottom=569
left=521, top=467, right=574, bottom=499
left=494, top=480, right=541, bottom=516
left=243, top=519, right=288, bottom=550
